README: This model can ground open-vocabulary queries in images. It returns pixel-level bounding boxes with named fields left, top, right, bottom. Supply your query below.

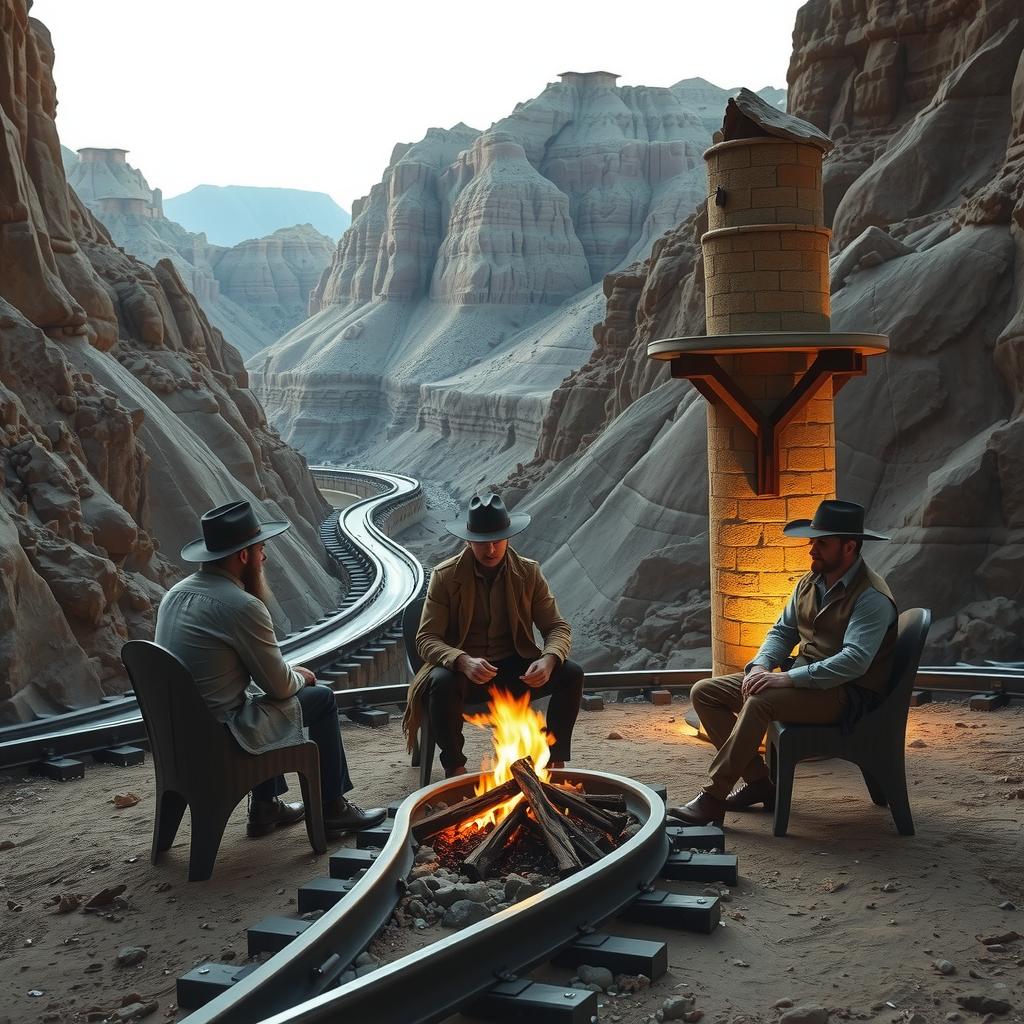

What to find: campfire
left=414, top=690, right=634, bottom=881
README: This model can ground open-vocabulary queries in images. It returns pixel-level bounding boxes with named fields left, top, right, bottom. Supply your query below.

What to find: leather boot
left=247, top=798, right=305, bottom=837
left=724, top=778, right=776, bottom=811
left=323, top=798, right=386, bottom=834
left=667, top=791, right=727, bottom=826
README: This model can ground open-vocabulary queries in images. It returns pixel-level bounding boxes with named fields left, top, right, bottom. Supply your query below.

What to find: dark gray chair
left=404, top=597, right=488, bottom=788
left=122, top=640, right=327, bottom=881
left=766, top=608, right=931, bottom=837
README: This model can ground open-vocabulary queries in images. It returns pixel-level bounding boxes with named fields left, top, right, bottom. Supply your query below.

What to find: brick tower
left=649, top=90, right=888, bottom=676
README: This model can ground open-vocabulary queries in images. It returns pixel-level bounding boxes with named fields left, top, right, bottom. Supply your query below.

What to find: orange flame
left=456, top=689, right=553, bottom=833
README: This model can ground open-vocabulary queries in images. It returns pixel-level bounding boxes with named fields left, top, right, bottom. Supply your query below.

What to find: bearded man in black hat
left=155, top=500, right=385, bottom=837
left=402, top=493, right=585, bottom=778
left=670, top=500, right=898, bottom=826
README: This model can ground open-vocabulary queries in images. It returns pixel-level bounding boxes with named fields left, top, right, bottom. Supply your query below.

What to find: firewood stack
left=413, top=759, right=631, bottom=881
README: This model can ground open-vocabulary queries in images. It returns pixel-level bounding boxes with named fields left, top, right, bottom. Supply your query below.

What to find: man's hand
left=456, top=654, right=498, bottom=684
left=293, top=665, right=317, bottom=686
left=743, top=669, right=793, bottom=696
left=521, top=654, right=557, bottom=688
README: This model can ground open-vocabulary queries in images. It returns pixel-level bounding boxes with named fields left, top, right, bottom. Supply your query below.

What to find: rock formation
left=66, top=150, right=335, bottom=355
left=0, top=1, right=338, bottom=721
left=253, top=77, right=785, bottom=475
left=500, top=0, right=1024, bottom=668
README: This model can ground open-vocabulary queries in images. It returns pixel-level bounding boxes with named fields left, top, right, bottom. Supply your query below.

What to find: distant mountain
left=670, top=78, right=787, bottom=132
left=164, top=185, right=351, bottom=246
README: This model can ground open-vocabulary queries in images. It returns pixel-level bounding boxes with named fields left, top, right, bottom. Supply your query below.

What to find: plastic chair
left=766, top=608, right=931, bottom=837
left=121, top=640, right=327, bottom=881
left=403, top=598, right=488, bottom=787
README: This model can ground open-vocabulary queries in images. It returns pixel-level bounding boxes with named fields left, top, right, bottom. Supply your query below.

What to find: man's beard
left=241, top=557, right=272, bottom=603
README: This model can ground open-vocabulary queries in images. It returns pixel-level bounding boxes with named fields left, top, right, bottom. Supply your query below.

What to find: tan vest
left=793, top=562, right=897, bottom=695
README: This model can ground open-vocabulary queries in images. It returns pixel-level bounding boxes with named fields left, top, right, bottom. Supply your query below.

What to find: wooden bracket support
left=670, top=348, right=865, bottom=495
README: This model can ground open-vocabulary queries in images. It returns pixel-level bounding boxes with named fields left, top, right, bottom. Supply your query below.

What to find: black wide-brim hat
left=783, top=499, right=889, bottom=541
left=180, top=500, right=291, bottom=562
left=445, top=492, right=530, bottom=543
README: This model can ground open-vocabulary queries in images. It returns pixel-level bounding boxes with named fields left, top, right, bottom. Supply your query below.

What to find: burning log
left=461, top=802, right=529, bottom=882
left=582, top=793, right=627, bottom=812
left=413, top=779, right=519, bottom=842
left=510, top=758, right=585, bottom=877
left=546, top=786, right=629, bottom=837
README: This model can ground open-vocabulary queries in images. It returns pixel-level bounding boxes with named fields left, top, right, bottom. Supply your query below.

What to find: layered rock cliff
left=502, top=0, right=1024, bottom=668
left=253, top=77, right=785, bottom=477
left=0, top=1, right=339, bottom=721
left=66, top=150, right=335, bottom=355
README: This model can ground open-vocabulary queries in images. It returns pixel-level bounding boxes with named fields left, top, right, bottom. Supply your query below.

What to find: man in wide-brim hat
left=402, top=492, right=585, bottom=777
left=670, top=500, right=898, bottom=826
left=155, top=500, right=385, bottom=837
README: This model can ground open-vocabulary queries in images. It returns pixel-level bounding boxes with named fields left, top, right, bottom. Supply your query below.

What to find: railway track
left=175, top=768, right=735, bottom=1024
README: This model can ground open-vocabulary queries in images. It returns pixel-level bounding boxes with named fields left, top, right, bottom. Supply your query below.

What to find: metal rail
left=0, top=469, right=425, bottom=770
left=184, top=769, right=667, bottom=1024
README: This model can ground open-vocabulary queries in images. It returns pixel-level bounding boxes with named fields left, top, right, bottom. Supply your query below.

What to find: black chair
left=122, top=640, right=327, bottom=881
left=403, top=598, right=488, bottom=788
left=766, top=607, right=931, bottom=837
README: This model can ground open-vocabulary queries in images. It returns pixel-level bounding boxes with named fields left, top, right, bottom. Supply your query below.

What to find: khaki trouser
left=690, top=673, right=849, bottom=799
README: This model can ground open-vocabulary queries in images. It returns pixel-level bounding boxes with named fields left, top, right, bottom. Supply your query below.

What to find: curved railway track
left=0, top=468, right=425, bottom=771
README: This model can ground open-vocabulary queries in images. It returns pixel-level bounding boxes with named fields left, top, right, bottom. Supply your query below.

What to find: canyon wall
left=66, top=150, right=335, bottom=355
left=252, top=77, right=785, bottom=481
left=0, top=1, right=339, bottom=721
left=502, top=0, right=1024, bottom=668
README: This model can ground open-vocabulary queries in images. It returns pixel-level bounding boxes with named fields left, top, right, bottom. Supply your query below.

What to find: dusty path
left=1, top=701, right=1021, bottom=1024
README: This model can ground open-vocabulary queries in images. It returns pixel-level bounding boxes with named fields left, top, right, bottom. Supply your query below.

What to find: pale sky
left=33, top=0, right=805, bottom=213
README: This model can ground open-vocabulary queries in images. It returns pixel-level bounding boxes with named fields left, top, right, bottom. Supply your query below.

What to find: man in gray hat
left=670, top=500, right=898, bottom=826
left=155, top=500, right=385, bottom=837
left=402, top=493, right=584, bottom=778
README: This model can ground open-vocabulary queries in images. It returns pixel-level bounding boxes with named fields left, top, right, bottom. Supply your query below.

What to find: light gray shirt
left=155, top=567, right=304, bottom=754
left=747, top=558, right=897, bottom=690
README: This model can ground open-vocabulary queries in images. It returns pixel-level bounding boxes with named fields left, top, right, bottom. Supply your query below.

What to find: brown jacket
left=402, top=546, right=572, bottom=749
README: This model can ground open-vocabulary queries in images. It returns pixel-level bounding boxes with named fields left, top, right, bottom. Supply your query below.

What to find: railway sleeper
left=469, top=978, right=599, bottom=1024
left=551, top=932, right=668, bottom=980
left=297, top=875, right=357, bottom=914
left=177, top=961, right=260, bottom=1011
left=659, top=850, right=739, bottom=885
left=620, top=889, right=721, bottom=933
left=329, top=848, right=378, bottom=878
left=246, top=915, right=313, bottom=957
left=666, top=824, right=726, bottom=851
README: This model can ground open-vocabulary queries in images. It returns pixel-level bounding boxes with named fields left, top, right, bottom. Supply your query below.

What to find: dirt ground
left=1, top=699, right=1022, bottom=1024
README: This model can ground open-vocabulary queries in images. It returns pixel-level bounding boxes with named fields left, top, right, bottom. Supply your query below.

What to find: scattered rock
left=577, top=964, right=614, bottom=990
left=0, top=840, right=15, bottom=851
left=441, top=899, right=491, bottom=928
left=775, top=999, right=795, bottom=1009
left=934, top=959, right=956, bottom=975
left=956, top=994, right=1012, bottom=1015
left=662, top=995, right=696, bottom=1020
left=979, top=931, right=1020, bottom=945
left=998, top=902, right=1016, bottom=911
left=116, top=946, right=147, bottom=967
left=85, top=884, right=127, bottom=909
left=111, top=1001, right=158, bottom=1021
left=607, top=731, right=624, bottom=740
left=880, top=882, right=899, bottom=893
left=779, top=1007, right=830, bottom=1024
left=56, top=894, right=81, bottom=914
left=909, top=739, right=928, bottom=748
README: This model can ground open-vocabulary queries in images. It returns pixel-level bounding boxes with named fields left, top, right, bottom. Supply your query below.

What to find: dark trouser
left=252, top=684, right=352, bottom=804
left=428, top=655, right=585, bottom=773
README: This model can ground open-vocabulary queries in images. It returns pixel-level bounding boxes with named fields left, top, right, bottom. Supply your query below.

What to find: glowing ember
left=457, top=689, right=554, bottom=833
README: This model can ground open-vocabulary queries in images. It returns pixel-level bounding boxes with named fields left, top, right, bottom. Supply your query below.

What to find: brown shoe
left=667, top=792, right=727, bottom=826
left=247, top=798, right=305, bottom=837
left=724, top=778, right=775, bottom=811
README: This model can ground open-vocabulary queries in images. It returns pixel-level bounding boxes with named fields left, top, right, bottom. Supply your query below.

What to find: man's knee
left=690, top=676, right=715, bottom=708
left=428, top=666, right=460, bottom=699
left=302, top=682, right=336, bottom=717
left=559, top=659, right=584, bottom=694
left=739, top=693, right=773, bottom=720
